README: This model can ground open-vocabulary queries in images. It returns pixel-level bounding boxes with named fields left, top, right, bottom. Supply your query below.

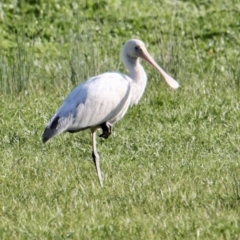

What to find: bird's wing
left=48, top=72, right=132, bottom=132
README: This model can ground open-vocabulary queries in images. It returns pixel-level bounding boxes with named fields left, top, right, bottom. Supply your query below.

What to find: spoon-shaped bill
left=141, top=49, right=180, bottom=89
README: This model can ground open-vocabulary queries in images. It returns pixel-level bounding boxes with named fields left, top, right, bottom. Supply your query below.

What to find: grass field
left=0, top=0, right=240, bottom=239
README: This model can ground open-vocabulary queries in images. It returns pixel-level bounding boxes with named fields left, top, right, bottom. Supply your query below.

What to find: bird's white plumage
left=47, top=72, right=132, bottom=133
left=42, top=39, right=180, bottom=186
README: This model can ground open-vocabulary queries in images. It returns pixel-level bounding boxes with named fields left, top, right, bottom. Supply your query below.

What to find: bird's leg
left=92, top=130, right=103, bottom=187
left=99, top=121, right=112, bottom=139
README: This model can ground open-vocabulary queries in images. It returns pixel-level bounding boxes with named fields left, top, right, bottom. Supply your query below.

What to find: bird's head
left=121, top=39, right=180, bottom=89
left=121, top=39, right=147, bottom=59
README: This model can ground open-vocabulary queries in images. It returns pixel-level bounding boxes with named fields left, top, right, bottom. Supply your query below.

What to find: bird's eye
left=135, top=46, right=139, bottom=51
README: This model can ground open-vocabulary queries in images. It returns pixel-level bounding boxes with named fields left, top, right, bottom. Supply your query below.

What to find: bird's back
left=42, top=72, right=132, bottom=143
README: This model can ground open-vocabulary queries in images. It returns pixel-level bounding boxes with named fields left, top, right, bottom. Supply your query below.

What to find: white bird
left=42, top=39, right=179, bottom=187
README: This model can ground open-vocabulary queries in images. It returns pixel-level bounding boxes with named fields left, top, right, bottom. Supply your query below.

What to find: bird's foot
left=99, top=122, right=112, bottom=139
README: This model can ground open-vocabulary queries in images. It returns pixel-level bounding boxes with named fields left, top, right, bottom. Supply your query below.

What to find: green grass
left=0, top=0, right=240, bottom=239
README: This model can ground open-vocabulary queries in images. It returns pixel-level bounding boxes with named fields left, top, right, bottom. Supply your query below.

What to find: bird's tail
left=42, top=115, right=72, bottom=143
left=42, top=127, right=58, bottom=143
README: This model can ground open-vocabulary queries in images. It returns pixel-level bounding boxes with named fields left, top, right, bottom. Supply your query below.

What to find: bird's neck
left=125, top=57, right=148, bottom=105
